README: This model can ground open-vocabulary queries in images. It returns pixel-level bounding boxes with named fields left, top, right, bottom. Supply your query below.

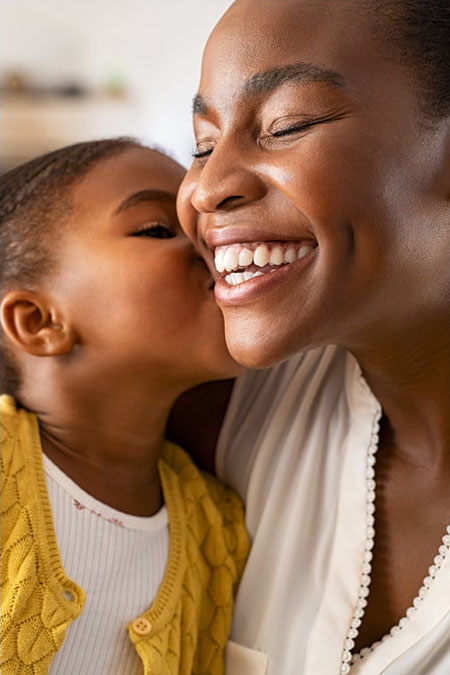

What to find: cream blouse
left=218, top=345, right=450, bottom=675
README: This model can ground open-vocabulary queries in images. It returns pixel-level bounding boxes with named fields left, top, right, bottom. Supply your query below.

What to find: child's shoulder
left=159, top=441, right=249, bottom=577
left=1, top=395, right=28, bottom=478
left=160, top=440, right=245, bottom=516
left=1, top=394, right=21, bottom=428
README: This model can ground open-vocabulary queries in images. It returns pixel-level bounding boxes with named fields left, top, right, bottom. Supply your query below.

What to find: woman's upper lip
left=205, top=226, right=315, bottom=248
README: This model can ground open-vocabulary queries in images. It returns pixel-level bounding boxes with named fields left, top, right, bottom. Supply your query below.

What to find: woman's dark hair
left=0, top=137, right=144, bottom=397
left=367, top=0, right=450, bottom=118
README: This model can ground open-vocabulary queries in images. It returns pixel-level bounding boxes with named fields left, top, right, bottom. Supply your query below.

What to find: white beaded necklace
left=340, top=412, right=450, bottom=674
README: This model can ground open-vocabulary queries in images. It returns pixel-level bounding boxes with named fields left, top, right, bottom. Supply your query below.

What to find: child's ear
left=1, top=290, right=77, bottom=356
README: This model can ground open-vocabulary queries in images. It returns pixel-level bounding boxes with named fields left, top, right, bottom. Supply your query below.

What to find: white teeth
left=297, top=245, right=313, bottom=259
left=217, top=241, right=316, bottom=278
left=254, top=244, right=270, bottom=267
left=270, top=246, right=284, bottom=266
left=225, top=270, right=264, bottom=286
left=215, top=249, right=225, bottom=273
left=224, top=247, right=239, bottom=272
left=285, top=247, right=297, bottom=263
left=239, top=248, right=253, bottom=267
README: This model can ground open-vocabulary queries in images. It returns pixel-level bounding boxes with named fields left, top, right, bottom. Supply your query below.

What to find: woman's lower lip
left=214, top=250, right=317, bottom=306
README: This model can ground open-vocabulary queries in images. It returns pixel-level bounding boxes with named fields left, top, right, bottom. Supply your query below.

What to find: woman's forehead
left=202, top=0, right=378, bottom=87
left=198, top=0, right=411, bottom=118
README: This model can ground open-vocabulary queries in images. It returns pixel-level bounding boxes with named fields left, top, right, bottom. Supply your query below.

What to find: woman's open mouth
left=214, top=240, right=317, bottom=286
left=211, top=240, right=318, bottom=306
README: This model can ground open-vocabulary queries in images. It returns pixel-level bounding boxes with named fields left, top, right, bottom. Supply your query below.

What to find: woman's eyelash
left=192, top=148, right=214, bottom=160
left=272, top=112, right=347, bottom=138
left=271, top=120, right=318, bottom=137
left=132, top=224, right=175, bottom=239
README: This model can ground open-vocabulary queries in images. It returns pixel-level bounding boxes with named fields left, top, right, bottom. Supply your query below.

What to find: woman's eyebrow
left=192, top=61, right=346, bottom=115
left=244, top=61, right=346, bottom=96
left=114, top=189, right=176, bottom=215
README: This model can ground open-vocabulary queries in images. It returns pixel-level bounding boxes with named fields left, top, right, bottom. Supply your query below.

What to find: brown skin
left=168, top=378, right=235, bottom=473
left=177, top=0, right=450, bottom=651
left=1, top=148, right=241, bottom=517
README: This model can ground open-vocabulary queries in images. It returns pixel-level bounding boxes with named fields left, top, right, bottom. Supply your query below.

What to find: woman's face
left=178, top=0, right=450, bottom=368
left=51, top=147, right=240, bottom=387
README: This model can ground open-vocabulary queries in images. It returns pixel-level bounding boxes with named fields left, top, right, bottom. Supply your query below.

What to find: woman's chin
left=224, top=329, right=289, bottom=370
left=223, top=313, right=318, bottom=369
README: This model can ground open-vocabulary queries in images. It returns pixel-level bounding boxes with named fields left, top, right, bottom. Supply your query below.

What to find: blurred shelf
left=1, top=94, right=145, bottom=169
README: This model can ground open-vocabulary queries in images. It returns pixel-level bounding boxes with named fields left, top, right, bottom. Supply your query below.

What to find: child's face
left=49, top=147, right=240, bottom=386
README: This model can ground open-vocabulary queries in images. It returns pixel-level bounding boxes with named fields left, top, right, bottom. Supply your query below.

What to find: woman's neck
left=352, top=327, right=450, bottom=468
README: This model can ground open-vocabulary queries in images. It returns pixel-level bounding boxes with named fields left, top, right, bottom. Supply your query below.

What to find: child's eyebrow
left=114, top=189, right=176, bottom=215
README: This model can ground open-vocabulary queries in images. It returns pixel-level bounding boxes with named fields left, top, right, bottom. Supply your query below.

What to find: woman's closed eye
left=192, top=113, right=348, bottom=160
left=192, top=146, right=214, bottom=160
left=269, top=110, right=351, bottom=139
left=271, top=121, right=316, bottom=137
left=269, top=114, right=334, bottom=139
left=132, top=223, right=176, bottom=239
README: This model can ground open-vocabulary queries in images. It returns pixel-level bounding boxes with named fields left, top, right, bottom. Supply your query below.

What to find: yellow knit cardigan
left=0, top=395, right=249, bottom=674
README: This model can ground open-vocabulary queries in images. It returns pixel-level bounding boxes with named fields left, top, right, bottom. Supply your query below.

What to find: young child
left=0, top=139, right=249, bottom=675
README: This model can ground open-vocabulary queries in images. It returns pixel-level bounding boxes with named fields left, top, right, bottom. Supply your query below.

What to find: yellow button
left=132, top=617, right=152, bottom=636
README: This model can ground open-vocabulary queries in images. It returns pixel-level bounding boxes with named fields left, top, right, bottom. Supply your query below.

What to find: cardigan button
left=63, top=590, right=75, bottom=602
left=132, top=617, right=152, bottom=636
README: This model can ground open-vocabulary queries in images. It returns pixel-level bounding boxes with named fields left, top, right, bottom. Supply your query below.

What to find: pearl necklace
left=340, top=412, right=450, bottom=674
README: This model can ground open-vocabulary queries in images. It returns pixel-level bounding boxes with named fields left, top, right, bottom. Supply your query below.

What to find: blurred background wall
left=0, top=0, right=232, bottom=170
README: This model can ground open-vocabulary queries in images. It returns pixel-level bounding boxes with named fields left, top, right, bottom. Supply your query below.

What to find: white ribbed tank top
left=43, top=454, right=169, bottom=675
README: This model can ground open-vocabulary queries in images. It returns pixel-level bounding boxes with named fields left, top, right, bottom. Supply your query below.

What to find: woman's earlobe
left=1, top=290, right=76, bottom=356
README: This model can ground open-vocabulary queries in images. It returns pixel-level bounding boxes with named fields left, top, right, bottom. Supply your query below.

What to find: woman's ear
left=1, top=290, right=77, bottom=356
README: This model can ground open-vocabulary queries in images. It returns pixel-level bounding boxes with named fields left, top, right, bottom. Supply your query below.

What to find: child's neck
left=27, top=373, right=184, bottom=516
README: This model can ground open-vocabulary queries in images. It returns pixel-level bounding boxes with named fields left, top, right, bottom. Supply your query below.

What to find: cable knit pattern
left=1, top=395, right=249, bottom=674
left=1, top=398, right=84, bottom=675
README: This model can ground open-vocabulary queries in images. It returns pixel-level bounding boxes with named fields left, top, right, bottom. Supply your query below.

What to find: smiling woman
left=180, top=0, right=450, bottom=366
left=177, top=0, right=450, bottom=673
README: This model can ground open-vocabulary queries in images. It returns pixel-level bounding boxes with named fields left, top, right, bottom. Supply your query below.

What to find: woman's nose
left=189, top=144, right=266, bottom=214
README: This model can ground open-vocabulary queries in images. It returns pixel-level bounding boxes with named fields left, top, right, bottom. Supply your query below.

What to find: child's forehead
left=72, top=147, right=185, bottom=216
